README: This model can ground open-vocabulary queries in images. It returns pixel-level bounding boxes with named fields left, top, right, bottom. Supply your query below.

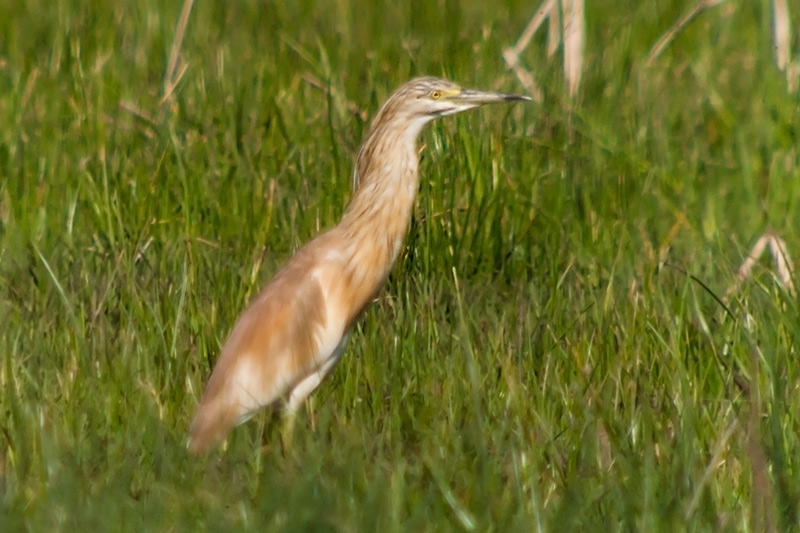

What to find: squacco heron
left=188, top=77, right=529, bottom=454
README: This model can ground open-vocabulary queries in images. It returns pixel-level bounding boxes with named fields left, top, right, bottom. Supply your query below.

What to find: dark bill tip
left=500, top=93, right=532, bottom=102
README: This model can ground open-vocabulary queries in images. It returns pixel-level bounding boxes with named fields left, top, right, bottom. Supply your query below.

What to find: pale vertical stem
left=773, top=0, right=790, bottom=71
left=562, top=0, right=584, bottom=96
left=163, top=0, right=195, bottom=103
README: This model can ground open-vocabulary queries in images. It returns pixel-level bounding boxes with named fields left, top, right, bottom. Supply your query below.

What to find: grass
left=1, top=0, right=799, bottom=530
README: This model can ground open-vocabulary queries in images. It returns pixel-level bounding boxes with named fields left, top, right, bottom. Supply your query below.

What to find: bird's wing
left=187, top=237, right=347, bottom=453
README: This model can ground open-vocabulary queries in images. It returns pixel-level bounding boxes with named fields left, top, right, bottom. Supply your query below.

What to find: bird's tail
left=187, top=398, right=238, bottom=454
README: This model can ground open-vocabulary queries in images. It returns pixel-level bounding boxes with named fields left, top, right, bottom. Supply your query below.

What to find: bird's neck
left=336, top=117, right=426, bottom=280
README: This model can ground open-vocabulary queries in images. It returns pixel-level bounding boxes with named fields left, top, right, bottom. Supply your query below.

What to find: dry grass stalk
left=788, top=63, right=800, bottom=93
left=547, top=0, right=561, bottom=57
left=562, top=0, right=585, bottom=97
left=503, top=0, right=555, bottom=102
left=746, top=345, right=777, bottom=533
left=772, top=0, right=790, bottom=71
left=646, top=0, right=729, bottom=66
left=503, top=0, right=585, bottom=100
left=647, top=0, right=797, bottom=91
left=507, top=0, right=557, bottom=60
left=684, top=417, right=739, bottom=520
left=724, top=230, right=795, bottom=302
left=502, top=48, right=543, bottom=103
left=162, top=0, right=195, bottom=104
left=771, top=0, right=799, bottom=92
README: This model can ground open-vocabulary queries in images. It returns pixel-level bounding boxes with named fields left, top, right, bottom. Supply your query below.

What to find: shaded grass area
left=1, top=0, right=799, bottom=529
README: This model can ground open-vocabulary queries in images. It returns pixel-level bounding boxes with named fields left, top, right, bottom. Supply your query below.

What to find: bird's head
left=379, top=77, right=531, bottom=124
left=353, top=76, right=530, bottom=189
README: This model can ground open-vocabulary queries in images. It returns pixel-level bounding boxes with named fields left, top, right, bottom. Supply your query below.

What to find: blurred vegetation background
left=1, top=0, right=798, bottom=530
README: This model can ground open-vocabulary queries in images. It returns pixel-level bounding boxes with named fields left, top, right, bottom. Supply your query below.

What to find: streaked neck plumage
left=337, top=108, right=434, bottom=282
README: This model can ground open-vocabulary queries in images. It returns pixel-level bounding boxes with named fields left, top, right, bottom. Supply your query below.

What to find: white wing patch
left=310, top=265, right=347, bottom=367
left=231, top=356, right=267, bottom=421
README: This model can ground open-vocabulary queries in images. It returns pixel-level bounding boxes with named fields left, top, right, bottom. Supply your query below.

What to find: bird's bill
left=448, top=88, right=532, bottom=105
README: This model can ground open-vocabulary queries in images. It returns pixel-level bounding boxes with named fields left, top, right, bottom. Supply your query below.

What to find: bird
left=187, top=76, right=530, bottom=454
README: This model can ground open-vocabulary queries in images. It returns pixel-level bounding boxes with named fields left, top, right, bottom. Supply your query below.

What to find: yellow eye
left=430, top=90, right=442, bottom=100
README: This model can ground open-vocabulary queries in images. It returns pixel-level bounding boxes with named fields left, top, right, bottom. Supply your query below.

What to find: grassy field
left=2, top=0, right=799, bottom=530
